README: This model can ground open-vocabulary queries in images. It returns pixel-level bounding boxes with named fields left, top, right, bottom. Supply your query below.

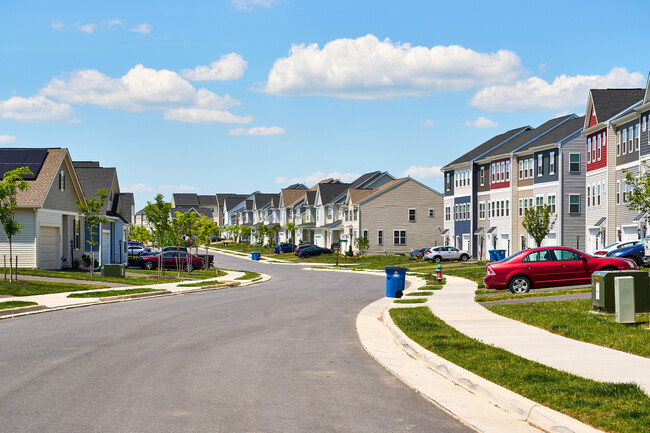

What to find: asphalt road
left=0, top=255, right=473, bottom=433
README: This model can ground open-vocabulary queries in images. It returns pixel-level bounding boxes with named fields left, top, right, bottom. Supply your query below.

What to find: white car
left=424, top=246, right=470, bottom=262
left=593, top=240, right=639, bottom=256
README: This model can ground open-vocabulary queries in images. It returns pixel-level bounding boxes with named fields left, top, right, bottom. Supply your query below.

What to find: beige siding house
left=341, top=178, right=443, bottom=255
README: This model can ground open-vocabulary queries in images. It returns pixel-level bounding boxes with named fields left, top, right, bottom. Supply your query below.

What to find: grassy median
left=0, top=268, right=181, bottom=286
left=487, top=299, right=650, bottom=358
left=68, top=288, right=165, bottom=298
left=0, top=300, right=38, bottom=309
left=475, top=287, right=591, bottom=302
left=390, top=306, right=649, bottom=433
left=0, top=280, right=109, bottom=296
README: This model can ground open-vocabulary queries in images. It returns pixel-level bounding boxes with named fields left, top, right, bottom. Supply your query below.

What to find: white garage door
left=101, top=230, right=111, bottom=265
left=39, top=227, right=60, bottom=270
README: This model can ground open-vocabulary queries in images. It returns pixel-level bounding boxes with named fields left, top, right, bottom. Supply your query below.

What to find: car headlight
left=609, top=251, right=622, bottom=256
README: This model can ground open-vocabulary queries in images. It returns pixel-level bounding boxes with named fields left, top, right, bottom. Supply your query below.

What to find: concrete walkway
left=430, top=275, right=650, bottom=395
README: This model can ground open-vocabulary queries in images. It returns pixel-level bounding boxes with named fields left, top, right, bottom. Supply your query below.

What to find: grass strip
left=127, top=268, right=227, bottom=279
left=487, top=299, right=650, bottom=358
left=475, top=287, right=591, bottom=302
left=390, top=307, right=650, bottom=433
left=177, top=280, right=224, bottom=288
left=0, top=300, right=38, bottom=310
left=0, top=268, right=180, bottom=286
left=0, top=280, right=109, bottom=296
left=68, top=288, right=164, bottom=298
left=234, top=271, right=261, bottom=281
left=394, top=298, right=426, bottom=304
left=419, top=284, right=443, bottom=291
left=407, top=291, right=433, bottom=296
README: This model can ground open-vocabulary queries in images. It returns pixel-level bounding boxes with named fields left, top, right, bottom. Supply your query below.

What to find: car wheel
left=433, top=256, right=442, bottom=263
left=184, top=263, right=194, bottom=273
left=509, top=276, right=531, bottom=294
left=144, top=260, right=154, bottom=270
left=459, top=254, right=469, bottom=262
left=623, top=255, right=640, bottom=266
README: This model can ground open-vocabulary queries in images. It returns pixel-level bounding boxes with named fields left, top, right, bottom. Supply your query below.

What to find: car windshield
left=502, top=250, right=527, bottom=261
left=635, top=240, right=645, bottom=246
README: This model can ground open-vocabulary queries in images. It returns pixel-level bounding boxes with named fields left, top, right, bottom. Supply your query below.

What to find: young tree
left=143, top=194, right=172, bottom=249
left=0, top=166, right=32, bottom=282
left=195, top=215, right=217, bottom=270
left=269, top=224, right=281, bottom=247
left=76, top=188, right=109, bottom=277
left=624, top=163, right=650, bottom=233
left=129, top=225, right=151, bottom=246
left=354, top=236, right=370, bottom=257
left=522, top=204, right=557, bottom=247
left=286, top=222, right=297, bottom=244
left=240, top=226, right=252, bottom=244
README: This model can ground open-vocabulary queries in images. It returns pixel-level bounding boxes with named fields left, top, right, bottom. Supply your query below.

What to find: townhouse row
left=156, top=172, right=445, bottom=255
left=0, top=148, right=134, bottom=270
left=442, top=73, right=650, bottom=258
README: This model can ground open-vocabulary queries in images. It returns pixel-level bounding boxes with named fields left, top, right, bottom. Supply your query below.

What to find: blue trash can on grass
left=488, top=249, right=497, bottom=261
left=385, top=267, right=409, bottom=298
left=251, top=252, right=261, bottom=261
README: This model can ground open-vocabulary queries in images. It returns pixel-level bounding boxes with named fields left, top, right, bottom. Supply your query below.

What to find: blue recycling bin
left=495, top=249, right=506, bottom=260
left=385, top=267, right=409, bottom=298
left=251, top=252, right=261, bottom=261
left=488, top=249, right=498, bottom=261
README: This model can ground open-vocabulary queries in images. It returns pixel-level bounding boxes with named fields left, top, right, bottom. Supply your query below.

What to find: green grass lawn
left=127, top=268, right=227, bottom=279
left=1, top=268, right=182, bottom=286
left=177, top=280, right=228, bottom=288
left=68, top=288, right=165, bottom=298
left=0, top=280, right=109, bottom=296
left=487, top=299, right=650, bottom=358
left=233, top=271, right=261, bottom=280
left=390, top=307, right=650, bottom=433
left=406, top=291, right=433, bottom=296
left=0, top=300, right=38, bottom=309
left=394, top=298, right=427, bottom=304
left=475, top=287, right=591, bottom=302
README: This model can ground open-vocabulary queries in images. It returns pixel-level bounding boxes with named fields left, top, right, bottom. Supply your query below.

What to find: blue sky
left=1, top=0, right=647, bottom=209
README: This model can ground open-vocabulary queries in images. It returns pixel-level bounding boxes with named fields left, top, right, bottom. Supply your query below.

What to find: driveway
left=0, top=254, right=473, bottom=433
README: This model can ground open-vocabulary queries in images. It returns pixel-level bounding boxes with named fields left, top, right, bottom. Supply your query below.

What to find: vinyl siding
left=560, top=135, right=586, bottom=250
left=360, top=180, right=443, bottom=254
left=640, top=110, right=650, bottom=157
left=615, top=167, right=640, bottom=234
left=615, top=118, right=641, bottom=165
left=0, top=209, right=37, bottom=267
left=42, top=164, right=81, bottom=213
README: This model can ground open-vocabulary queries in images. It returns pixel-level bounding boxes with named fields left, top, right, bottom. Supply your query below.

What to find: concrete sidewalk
left=431, top=275, right=650, bottom=395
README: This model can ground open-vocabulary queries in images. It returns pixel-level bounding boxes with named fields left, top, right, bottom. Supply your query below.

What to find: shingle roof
left=318, top=182, right=351, bottom=204
left=217, top=193, right=248, bottom=207
left=224, top=196, right=247, bottom=210
left=15, top=148, right=67, bottom=207
left=281, top=188, right=307, bottom=207
left=516, top=116, right=584, bottom=153
left=173, top=193, right=199, bottom=206
left=253, top=193, right=280, bottom=209
left=349, top=179, right=404, bottom=204
left=349, top=171, right=382, bottom=189
left=444, top=126, right=530, bottom=168
left=73, top=162, right=117, bottom=215
left=170, top=207, right=214, bottom=219
left=481, top=115, right=574, bottom=159
left=198, top=195, right=217, bottom=207
left=591, top=88, right=645, bottom=123
left=304, top=191, right=317, bottom=205
left=116, top=193, right=134, bottom=224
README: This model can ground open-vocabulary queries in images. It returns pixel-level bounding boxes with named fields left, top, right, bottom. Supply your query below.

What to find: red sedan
left=137, top=251, right=204, bottom=272
left=483, top=246, right=638, bottom=293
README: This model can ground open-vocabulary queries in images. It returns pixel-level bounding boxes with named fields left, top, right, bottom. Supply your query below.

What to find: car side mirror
left=581, top=256, right=588, bottom=262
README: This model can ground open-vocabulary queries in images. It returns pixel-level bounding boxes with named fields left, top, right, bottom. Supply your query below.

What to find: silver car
left=424, top=246, right=470, bottom=262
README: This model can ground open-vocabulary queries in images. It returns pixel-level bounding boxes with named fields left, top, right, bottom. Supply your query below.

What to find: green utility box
left=591, top=270, right=650, bottom=313
left=101, top=263, right=126, bottom=278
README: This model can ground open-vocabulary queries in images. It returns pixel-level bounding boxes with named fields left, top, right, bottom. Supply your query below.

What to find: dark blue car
left=606, top=240, right=645, bottom=266
left=274, top=243, right=296, bottom=254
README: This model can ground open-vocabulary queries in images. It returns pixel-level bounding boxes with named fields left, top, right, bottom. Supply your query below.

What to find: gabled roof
left=281, top=188, right=307, bottom=207
left=170, top=207, right=214, bottom=219
left=73, top=161, right=118, bottom=215
left=172, top=193, right=199, bottom=206
left=217, top=193, right=249, bottom=207
left=224, top=196, right=247, bottom=211
left=317, top=182, right=351, bottom=205
left=198, top=195, right=217, bottom=207
left=113, top=193, right=134, bottom=224
left=304, top=191, right=317, bottom=205
left=252, top=193, right=280, bottom=209
left=515, top=116, right=584, bottom=153
left=590, top=88, right=645, bottom=124
left=443, top=126, right=531, bottom=168
left=480, top=115, right=574, bottom=159
left=349, top=179, right=404, bottom=204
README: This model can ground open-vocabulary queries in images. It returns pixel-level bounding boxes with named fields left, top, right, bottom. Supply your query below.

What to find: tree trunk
left=8, top=236, right=13, bottom=282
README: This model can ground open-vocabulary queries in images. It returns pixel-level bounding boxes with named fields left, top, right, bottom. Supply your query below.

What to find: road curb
left=99, top=290, right=172, bottom=301
left=0, top=305, right=47, bottom=316
left=381, top=305, right=601, bottom=433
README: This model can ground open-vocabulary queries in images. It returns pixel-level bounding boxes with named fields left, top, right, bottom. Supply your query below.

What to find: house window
left=523, top=159, right=528, bottom=179
left=537, top=154, right=543, bottom=176
left=491, top=163, right=495, bottom=183
left=480, top=167, right=485, bottom=186
left=428, top=209, right=434, bottom=218
left=327, top=207, right=332, bottom=220
left=548, top=195, right=556, bottom=213
left=597, top=135, right=601, bottom=160
left=623, top=182, right=628, bottom=202
left=378, top=230, right=383, bottom=245
left=74, top=219, right=80, bottom=249
left=569, top=154, right=580, bottom=173
left=445, top=206, right=450, bottom=221
left=569, top=194, right=580, bottom=213
left=587, top=138, right=592, bottom=163
left=523, top=198, right=529, bottom=214
left=536, top=196, right=543, bottom=208
left=622, top=129, right=627, bottom=155
left=616, top=181, right=620, bottom=204
left=394, top=230, right=406, bottom=245
left=548, top=151, right=555, bottom=175
left=528, top=158, right=533, bottom=177
left=506, top=160, right=510, bottom=181
left=629, top=126, right=634, bottom=153
left=446, top=173, right=451, bottom=191
left=636, top=124, right=640, bottom=150
left=592, top=185, right=595, bottom=207
left=597, top=184, right=601, bottom=206
left=479, top=202, right=485, bottom=219
left=519, top=160, right=524, bottom=179
left=519, top=199, right=523, bottom=217
left=617, top=131, right=621, bottom=156
left=408, top=209, right=416, bottom=222
left=500, top=161, right=505, bottom=182
left=644, top=116, right=647, bottom=132
left=592, top=136, right=597, bottom=161
left=491, top=201, right=495, bottom=217
left=59, top=171, right=65, bottom=191
left=363, top=230, right=368, bottom=239
left=505, top=200, right=509, bottom=216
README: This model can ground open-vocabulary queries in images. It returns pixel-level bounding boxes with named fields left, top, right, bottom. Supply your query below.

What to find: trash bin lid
left=385, top=266, right=410, bottom=272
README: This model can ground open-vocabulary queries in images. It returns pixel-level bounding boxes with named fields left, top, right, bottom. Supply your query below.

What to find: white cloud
left=470, top=67, right=645, bottom=111
left=420, top=120, right=436, bottom=127
left=51, top=21, right=64, bottom=30
left=124, top=183, right=153, bottom=192
left=107, top=19, right=122, bottom=27
left=228, top=126, right=285, bottom=135
left=164, top=108, right=253, bottom=123
left=0, top=134, right=17, bottom=143
left=0, top=95, right=77, bottom=122
left=177, top=185, right=198, bottom=191
left=274, top=171, right=360, bottom=185
left=401, top=165, right=443, bottom=179
left=465, top=117, right=498, bottom=128
left=41, top=64, right=241, bottom=112
left=181, top=53, right=247, bottom=81
left=73, top=23, right=96, bottom=33
left=263, top=34, right=523, bottom=99
left=233, top=0, right=278, bottom=10
left=129, top=23, right=151, bottom=34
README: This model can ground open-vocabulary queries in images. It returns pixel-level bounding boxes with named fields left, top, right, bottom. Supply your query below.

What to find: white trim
left=616, top=160, right=641, bottom=171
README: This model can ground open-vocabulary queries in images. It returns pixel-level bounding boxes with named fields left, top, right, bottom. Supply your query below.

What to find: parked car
left=484, top=246, right=637, bottom=293
left=137, top=251, right=204, bottom=272
left=424, top=246, right=470, bottom=262
left=210, top=236, right=224, bottom=242
left=606, top=240, right=646, bottom=266
left=275, top=243, right=296, bottom=254
left=161, top=246, right=188, bottom=253
left=410, top=248, right=427, bottom=258
left=128, top=245, right=145, bottom=256
left=128, top=241, right=143, bottom=248
left=593, top=240, right=639, bottom=256
left=294, top=244, right=315, bottom=256
left=295, top=245, right=332, bottom=258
